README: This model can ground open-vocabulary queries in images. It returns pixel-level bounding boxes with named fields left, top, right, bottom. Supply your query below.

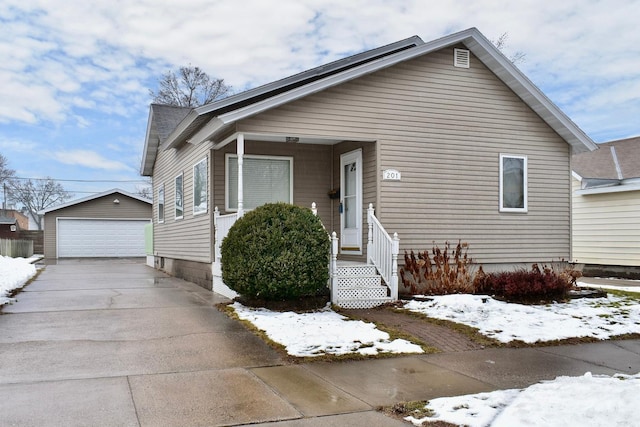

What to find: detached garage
left=41, top=189, right=152, bottom=259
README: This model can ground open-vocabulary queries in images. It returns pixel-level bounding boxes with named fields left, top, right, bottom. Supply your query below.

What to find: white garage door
left=57, top=219, right=149, bottom=258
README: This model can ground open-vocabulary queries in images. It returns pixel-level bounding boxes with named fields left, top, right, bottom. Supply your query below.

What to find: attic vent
left=454, top=48, right=470, bottom=68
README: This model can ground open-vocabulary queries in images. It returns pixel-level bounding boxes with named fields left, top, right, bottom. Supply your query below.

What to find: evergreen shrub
left=221, top=203, right=330, bottom=301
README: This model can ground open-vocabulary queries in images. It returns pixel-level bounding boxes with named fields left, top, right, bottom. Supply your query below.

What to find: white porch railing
left=213, top=207, right=239, bottom=275
left=212, top=202, right=399, bottom=305
left=366, top=203, right=399, bottom=300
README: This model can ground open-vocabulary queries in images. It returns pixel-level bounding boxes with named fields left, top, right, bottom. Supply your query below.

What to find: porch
left=212, top=203, right=400, bottom=309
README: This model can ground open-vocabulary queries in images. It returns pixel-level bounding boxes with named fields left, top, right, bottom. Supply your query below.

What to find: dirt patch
left=233, top=294, right=330, bottom=311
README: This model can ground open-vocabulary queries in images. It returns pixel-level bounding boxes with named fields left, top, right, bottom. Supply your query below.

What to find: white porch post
left=330, top=231, right=339, bottom=305
left=213, top=206, right=221, bottom=276
left=391, top=232, right=399, bottom=300
left=367, top=203, right=374, bottom=265
left=237, top=133, right=244, bottom=217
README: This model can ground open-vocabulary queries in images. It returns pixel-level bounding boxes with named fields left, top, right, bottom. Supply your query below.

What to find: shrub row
left=400, top=242, right=578, bottom=302
left=399, top=242, right=474, bottom=295
left=473, top=263, right=575, bottom=302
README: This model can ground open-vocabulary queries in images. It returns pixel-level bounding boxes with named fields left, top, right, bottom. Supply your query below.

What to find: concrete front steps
left=334, top=263, right=392, bottom=309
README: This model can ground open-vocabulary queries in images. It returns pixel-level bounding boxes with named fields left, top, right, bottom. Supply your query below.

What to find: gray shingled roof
left=151, top=104, right=192, bottom=143
left=573, top=136, right=640, bottom=180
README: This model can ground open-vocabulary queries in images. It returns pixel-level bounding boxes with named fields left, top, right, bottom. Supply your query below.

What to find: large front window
left=500, top=154, right=527, bottom=212
left=226, top=154, right=293, bottom=211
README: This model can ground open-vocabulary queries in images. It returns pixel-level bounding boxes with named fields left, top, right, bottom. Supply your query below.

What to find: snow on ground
left=232, top=302, right=424, bottom=357
left=406, top=372, right=640, bottom=427
left=403, top=293, right=640, bottom=343
left=0, top=256, right=37, bottom=305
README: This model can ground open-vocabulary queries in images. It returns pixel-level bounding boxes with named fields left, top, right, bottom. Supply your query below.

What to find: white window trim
left=225, top=153, right=294, bottom=212
left=499, top=154, right=528, bottom=213
left=157, top=184, right=165, bottom=223
left=193, top=157, right=208, bottom=216
left=175, top=173, right=184, bottom=220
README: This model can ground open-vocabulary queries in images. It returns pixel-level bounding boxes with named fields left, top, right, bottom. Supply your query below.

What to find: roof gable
left=141, top=28, right=597, bottom=175
left=141, top=105, right=192, bottom=176
left=40, top=188, right=151, bottom=215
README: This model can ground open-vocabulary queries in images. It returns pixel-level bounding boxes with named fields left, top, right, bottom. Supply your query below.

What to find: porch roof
left=141, top=27, right=597, bottom=176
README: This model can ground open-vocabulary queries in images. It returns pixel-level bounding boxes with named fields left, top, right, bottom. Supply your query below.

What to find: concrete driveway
left=0, top=258, right=405, bottom=426
left=2, top=259, right=639, bottom=426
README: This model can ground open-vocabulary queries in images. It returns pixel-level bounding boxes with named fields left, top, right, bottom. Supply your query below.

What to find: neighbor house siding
left=572, top=177, right=640, bottom=266
left=152, top=140, right=212, bottom=263
left=43, top=194, right=151, bottom=258
left=239, top=46, right=571, bottom=264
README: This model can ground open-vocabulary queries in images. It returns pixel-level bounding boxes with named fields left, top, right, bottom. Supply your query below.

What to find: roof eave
left=40, top=188, right=151, bottom=215
left=140, top=107, right=157, bottom=176
left=461, top=30, right=598, bottom=154
left=158, top=27, right=597, bottom=155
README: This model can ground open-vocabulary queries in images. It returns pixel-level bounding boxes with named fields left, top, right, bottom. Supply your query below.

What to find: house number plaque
left=382, top=169, right=401, bottom=181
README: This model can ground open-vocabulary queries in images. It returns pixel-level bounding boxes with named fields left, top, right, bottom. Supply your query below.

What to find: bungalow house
left=572, top=136, right=640, bottom=278
left=141, top=27, right=597, bottom=308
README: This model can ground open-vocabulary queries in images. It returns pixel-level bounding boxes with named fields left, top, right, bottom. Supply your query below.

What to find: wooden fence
left=0, top=239, right=34, bottom=258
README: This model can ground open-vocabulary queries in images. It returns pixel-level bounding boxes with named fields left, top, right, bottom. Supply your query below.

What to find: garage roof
left=39, top=188, right=151, bottom=215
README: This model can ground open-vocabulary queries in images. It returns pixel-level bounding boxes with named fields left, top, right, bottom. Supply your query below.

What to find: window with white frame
left=226, top=154, right=293, bottom=211
left=193, top=157, right=208, bottom=215
left=158, top=184, right=165, bottom=223
left=499, top=154, right=527, bottom=212
left=175, top=173, right=184, bottom=219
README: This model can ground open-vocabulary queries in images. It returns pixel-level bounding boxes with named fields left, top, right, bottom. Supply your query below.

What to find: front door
left=340, top=149, right=362, bottom=254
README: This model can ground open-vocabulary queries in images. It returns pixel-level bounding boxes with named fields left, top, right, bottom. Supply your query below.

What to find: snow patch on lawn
left=406, top=372, right=640, bottom=427
left=403, top=294, right=640, bottom=343
left=232, top=302, right=424, bottom=357
left=0, top=256, right=37, bottom=305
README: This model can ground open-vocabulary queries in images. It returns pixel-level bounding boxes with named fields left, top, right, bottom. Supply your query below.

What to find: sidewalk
left=578, top=276, right=640, bottom=291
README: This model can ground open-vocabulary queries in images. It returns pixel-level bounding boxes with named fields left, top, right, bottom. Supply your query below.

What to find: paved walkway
left=1, top=259, right=639, bottom=426
left=342, top=307, right=483, bottom=352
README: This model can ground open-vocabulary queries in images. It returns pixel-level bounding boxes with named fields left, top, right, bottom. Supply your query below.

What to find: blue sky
left=1, top=0, right=639, bottom=203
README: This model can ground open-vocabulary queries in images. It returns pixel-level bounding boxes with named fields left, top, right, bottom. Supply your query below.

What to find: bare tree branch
left=491, top=32, right=526, bottom=64
left=8, top=178, right=73, bottom=230
left=150, top=65, right=232, bottom=107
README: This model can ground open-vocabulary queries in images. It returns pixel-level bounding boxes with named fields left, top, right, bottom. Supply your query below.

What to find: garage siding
left=43, top=193, right=152, bottom=258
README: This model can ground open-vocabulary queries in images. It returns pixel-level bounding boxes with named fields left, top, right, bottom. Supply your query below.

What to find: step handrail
left=366, top=204, right=399, bottom=300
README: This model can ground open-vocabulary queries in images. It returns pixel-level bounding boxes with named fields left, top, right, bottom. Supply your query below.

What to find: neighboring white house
left=572, top=136, right=640, bottom=278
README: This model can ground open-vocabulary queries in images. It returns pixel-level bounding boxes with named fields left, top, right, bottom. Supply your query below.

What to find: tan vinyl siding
left=572, top=178, right=640, bottom=266
left=239, top=46, right=572, bottom=264
left=212, top=140, right=332, bottom=225
left=43, top=194, right=151, bottom=258
left=152, top=140, right=212, bottom=263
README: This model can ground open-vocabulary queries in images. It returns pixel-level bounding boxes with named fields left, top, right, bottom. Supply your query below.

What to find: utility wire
left=11, top=176, right=149, bottom=183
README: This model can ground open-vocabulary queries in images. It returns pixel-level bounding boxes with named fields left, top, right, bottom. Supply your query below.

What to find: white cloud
left=52, top=149, right=131, bottom=171
left=0, top=0, right=638, bottom=141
